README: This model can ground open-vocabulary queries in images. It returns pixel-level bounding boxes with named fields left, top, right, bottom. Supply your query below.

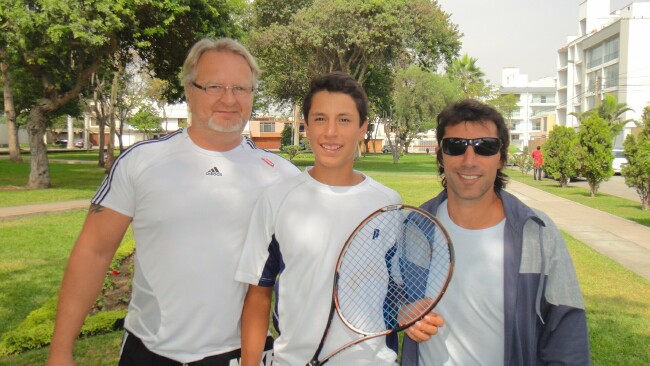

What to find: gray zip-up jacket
left=401, top=190, right=591, bottom=365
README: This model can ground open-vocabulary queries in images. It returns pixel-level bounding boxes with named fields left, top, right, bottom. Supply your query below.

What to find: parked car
left=612, top=149, right=627, bottom=174
left=55, top=137, right=92, bottom=148
left=382, top=145, right=393, bottom=153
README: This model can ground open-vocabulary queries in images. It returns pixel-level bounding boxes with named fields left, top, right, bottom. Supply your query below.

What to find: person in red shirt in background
left=532, top=145, right=544, bottom=180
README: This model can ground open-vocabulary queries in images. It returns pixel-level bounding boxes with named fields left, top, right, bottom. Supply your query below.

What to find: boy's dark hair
left=436, top=99, right=510, bottom=192
left=302, top=72, right=368, bottom=126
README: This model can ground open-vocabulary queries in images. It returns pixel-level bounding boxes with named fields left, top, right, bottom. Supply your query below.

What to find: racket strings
left=336, top=209, right=452, bottom=335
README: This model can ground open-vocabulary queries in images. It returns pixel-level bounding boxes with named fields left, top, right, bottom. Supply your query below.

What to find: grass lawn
left=0, top=152, right=648, bottom=365
left=0, top=160, right=107, bottom=207
left=505, top=168, right=650, bottom=228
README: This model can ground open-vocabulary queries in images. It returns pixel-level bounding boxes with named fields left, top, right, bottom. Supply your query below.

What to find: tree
left=487, top=94, right=519, bottom=140
left=250, top=0, right=461, bottom=105
left=446, top=54, right=490, bottom=99
left=0, top=48, right=21, bottom=162
left=576, top=114, right=614, bottom=197
left=543, top=126, right=580, bottom=187
left=280, top=124, right=293, bottom=148
left=387, top=66, right=461, bottom=163
left=571, top=93, right=634, bottom=139
left=112, top=55, right=153, bottom=152
left=128, top=107, right=161, bottom=140
left=2, top=0, right=245, bottom=188
left=511, top=153, right=533, bottom=175
left=622, top=106, right=650, bottom=210
left=249, top=0, right=313, bottom=28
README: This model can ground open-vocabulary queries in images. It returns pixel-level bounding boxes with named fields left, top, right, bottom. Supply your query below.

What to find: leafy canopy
left=576, top=114, right=614, bottom=196
left=622, top=106, right=650, bottom=209
left=543, top=126, right=580, bottom=187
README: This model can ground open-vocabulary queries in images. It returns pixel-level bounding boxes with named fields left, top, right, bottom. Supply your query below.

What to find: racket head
left=333, top=204, right=454, bottom=335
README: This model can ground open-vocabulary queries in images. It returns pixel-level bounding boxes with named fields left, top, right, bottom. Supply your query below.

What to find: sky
left=435, top=0, right=583, bottom=85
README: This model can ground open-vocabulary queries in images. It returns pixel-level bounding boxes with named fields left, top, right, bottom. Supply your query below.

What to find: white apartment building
left=499, top=67, right=557, bottom=150
left=557, top=0, right=650, bottom=147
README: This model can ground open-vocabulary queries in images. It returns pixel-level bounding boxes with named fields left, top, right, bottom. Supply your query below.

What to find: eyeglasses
left=441, top=138, right=502, bottom=156
left=191, top=82, right=254, bottom=98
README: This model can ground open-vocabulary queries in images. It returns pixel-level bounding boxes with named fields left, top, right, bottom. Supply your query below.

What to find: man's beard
left=207, top=117, right=247, bottom=133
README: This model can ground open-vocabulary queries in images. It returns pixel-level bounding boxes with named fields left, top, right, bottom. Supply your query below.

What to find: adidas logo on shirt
left=206, top=166, right=222, bottom=176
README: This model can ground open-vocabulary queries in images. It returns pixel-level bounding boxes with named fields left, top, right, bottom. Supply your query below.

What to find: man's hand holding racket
left=400, top=302, right=445, bottom=342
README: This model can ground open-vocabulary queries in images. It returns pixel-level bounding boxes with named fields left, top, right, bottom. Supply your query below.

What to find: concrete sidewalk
left=1, top=183, right=649, bottom=281
left=0, top=199, right=89, bottom=219
left=505, top=180, right=650, bottom=281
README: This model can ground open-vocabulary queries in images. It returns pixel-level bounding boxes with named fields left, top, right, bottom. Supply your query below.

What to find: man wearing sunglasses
left=401, top=99, right=591, bottom=365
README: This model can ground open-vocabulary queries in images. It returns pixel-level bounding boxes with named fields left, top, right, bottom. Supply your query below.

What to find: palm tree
left=446, top=54, right=487, bottom=99
left=571, top=93, right=634, bottom=137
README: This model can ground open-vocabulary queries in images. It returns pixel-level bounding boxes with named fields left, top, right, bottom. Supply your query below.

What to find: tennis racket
left=307, top=204, right=454, bottom=366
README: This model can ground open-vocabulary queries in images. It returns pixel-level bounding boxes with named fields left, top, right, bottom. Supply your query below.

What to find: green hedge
left=0, top=241, right=135, bottom=355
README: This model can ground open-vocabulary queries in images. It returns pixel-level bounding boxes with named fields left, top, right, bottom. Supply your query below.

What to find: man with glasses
left=401, top=99, right=591, bottom=365
left=46, top=38, right=299, bottom=366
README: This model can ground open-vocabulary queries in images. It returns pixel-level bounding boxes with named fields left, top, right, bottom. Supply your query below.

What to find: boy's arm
left=241, top=284, right=273, bottom=366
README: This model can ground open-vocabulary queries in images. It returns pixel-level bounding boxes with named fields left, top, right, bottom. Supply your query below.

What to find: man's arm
left=46, top=205, right=132, bottom=366
left=241, top=285, right=273, bottom=366
left=537, top=216, right=591, bottom=364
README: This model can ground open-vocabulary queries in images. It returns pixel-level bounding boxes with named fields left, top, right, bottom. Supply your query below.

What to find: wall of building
left=0, top=123, right=29, bottom=147
left=556, top=0, right=650, bottom=148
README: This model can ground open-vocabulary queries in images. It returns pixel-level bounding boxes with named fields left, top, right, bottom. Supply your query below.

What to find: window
left=532, top=94, right=555, bottom=104
left=260, top=123, right=275, bottom=133
left=531, top=121, right=541, bottom=131
left=604, top=63, right=619, bottom=88
left=586, top=72, right=598, bottom=93
left=586, top=44, right=602, bottom=69
left=511, top=134, right=520, bottom=141
left=603, top=37, right=619, bottom=63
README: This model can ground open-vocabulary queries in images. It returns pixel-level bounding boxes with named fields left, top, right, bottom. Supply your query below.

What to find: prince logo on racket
left=235, top=72, right=445, bottom=366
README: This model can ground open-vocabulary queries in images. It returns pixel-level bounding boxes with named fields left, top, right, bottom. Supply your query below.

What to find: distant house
left=247, top=117, right=305, bottom=151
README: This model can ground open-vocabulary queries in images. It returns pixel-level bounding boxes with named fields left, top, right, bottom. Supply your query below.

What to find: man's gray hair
left=181, top=38, right=260, bottom=90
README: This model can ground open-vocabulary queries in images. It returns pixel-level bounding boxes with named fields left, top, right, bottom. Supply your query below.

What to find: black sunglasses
left=441, top=138, right=502, bottom=156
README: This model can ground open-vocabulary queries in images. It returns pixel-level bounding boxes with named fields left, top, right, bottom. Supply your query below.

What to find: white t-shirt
left=235, top=169, right=402, bottom=366
left=418, top=200, right=505, bottom=366
left=92, top=129, right=300, bottom=363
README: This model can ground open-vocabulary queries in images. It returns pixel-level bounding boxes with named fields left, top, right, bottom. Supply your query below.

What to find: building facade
left=556, top=0, right=650, bottom=147
left=499, top=67, right=557, bottom=151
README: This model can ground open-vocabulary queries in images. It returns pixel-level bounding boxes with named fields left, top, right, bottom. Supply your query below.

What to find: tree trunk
left=638, top=187, right=650, bottom=211
left=26, top=107, right=51, bottom=189
left=106, top=63, right=121, bottom=172
left=588, top=181, right=599, bottom=197
left=1, top=57, right=23, bottom=162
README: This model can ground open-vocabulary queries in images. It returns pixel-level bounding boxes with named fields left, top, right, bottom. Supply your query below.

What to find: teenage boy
left=235, top=72, right=443, bottom=366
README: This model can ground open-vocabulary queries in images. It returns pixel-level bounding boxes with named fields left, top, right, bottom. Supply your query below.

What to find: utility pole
left=292, top=104, right=301, bottom=146
left=595, top=74, right=602, bottom=108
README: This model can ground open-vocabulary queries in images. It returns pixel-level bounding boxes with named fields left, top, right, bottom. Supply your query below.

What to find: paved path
left=0, top=199, right=89, bottom=220
left=1, top=182, right=649, bottom=281
left=505, top=180, right=650, bottom=281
